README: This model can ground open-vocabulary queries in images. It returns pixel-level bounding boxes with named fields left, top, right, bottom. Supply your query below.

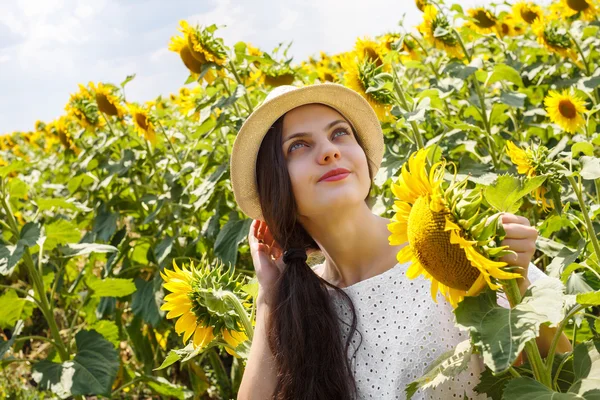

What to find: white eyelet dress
left=322, top=261, right=548, bottom=400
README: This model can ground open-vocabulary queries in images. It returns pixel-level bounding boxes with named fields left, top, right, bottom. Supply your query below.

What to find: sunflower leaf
left=483, top=174, right=547, bottom=213
left=580, top=156, right=600, bottom=180
left=454, top=277, right=566, bottom=373
left=502, top=377, right=580, bottom=399
left=405, top=340, right=474, bottom=400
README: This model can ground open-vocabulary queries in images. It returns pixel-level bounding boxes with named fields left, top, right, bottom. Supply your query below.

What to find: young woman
left=230, top=83, right=571, bottom=400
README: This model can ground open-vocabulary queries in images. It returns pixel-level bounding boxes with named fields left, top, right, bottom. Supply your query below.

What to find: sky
left=0, top=0, right=545, bottom=134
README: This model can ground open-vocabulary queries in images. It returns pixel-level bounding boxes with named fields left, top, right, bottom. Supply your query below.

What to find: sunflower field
left=1, top=0, right=600, bottom=398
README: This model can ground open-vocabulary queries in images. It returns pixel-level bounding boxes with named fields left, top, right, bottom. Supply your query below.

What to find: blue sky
left=0, top=0, right=545, bottom=134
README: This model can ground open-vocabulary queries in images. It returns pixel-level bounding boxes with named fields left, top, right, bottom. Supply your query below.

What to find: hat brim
left=230, top=82, right=384, bottom=221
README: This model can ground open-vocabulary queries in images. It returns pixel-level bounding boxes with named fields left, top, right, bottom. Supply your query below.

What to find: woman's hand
left=248, top=219, right=284, bottom=306
left=499, top=212, right=538, bottom=294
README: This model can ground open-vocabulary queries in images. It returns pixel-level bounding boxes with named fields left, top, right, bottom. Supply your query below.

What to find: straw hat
left=230, top=82, right=384, bottom=221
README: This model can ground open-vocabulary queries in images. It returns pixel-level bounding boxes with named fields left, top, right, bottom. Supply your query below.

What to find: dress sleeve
left=496, top=262, right=547, bottom=309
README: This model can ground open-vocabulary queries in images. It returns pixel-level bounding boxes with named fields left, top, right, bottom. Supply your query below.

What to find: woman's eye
left=287, top=127, right=349, bottom=154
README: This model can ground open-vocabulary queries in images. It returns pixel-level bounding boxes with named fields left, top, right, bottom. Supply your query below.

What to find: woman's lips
left=320, top=172, right=350, bottom=182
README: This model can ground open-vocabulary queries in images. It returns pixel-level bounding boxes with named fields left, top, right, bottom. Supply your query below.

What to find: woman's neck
left=300, top=204, right=406, bottom=288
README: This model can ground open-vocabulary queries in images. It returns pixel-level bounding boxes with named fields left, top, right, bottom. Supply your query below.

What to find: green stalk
left=567, top=175, right=600, bottom=262
left=391, top=63, right=425, bottom=149
left=222, top=79, right=243, bottom=117
left=155, top=120, right=184, bottom=170
left=227, top=61, right=254, bottom=113
left=223, top=292, right=254, bottom=342
left=0, top=182, right=69, bottom=362
left=544, top=304, right=585, bottom=383
left=567, top=31, right=600, bottom=104
left=503, top=278, right=551, bottom=387
left=207, top=348, right=232, bottom=398
left=452, top=28, right=500, bottom=171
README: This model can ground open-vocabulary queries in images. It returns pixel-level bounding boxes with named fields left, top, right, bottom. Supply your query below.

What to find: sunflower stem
left=207, top=347, right=232, bottom=398
left=228, top=61, right=254, bottom=113
left=503, top=278, right=551, bottom=388
left=452, top=28, right=500, bottom=171
left=223, top=291, right=254, bottom=342
left=155, top=120, right=184, bottom=170
left=567, top=31, right=600, bottom=104
left=222, top=79, right=243, bottom=118
left=391, top=63, right=425, bottom=150
left=566, top=175, right=600, bottom=262
left=0, top=179, right=70, bottom=363
left=544, top=304, right=585, bottom=384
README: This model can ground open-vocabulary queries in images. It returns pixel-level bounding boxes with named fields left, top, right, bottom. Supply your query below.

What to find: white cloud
left=277, top=7, right=299, bottom=31
left=0, top=54, right=10, bottom=63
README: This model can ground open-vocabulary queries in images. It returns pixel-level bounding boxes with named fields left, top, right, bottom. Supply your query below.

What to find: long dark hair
left=255, top=105, right=378, bottom=399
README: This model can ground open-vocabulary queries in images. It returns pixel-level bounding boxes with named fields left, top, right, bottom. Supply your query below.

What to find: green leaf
left=32, top=330, right=119, bottom=398
left=155, top=350, right=182, bottom=371
left=503, top=377, right=581, bottom=399
left=58, top=243, right=118, bottom=257
left=120, top=74, right=136, bottom=88
left=473, top=367, right=512, bottom=400
left=35, top=198, right=79, bottom=212
left=573, top=143, right=595, bottom=158
left=19, top=222, right=41, bottom=247
left=145, top=376, right=193, bottom=399
left=577, top=291, right=600, bottom=306
left=454, top=278, right=565, bottom=373
left=90, top=320, right=120, bottom=347
left=131, top=275, right=164, bottom=326
left=154, top=236, right=173, bottom=267
left=240, top=278, right=259, bottom=299
left=8, top=178, right=28, bottom=199
left=483, top=174, right=547, bottom=213
left=192, top=163, right=228, bottom=211
left=93, top=205, right=118, bottom=242
left=405, top=340, right=473, bottom=399
left=580, top=156, right=600, bottom=180
left=45, top=220, right=81, bottom=251
left=487, top=64, right=524, bottom=88
left=88, top=277, right=137, bottom=298
left=214, top=216, right=253, bottom=268
left=0, top=160, right=26, bottom=178
left=499, top=91, right=526, bottom=108
left=0, top=291, right=28, bottom=329
left=569, top=340, right=600, bottom=396
left=0, top=243, right=25, bottom=276
left=0, top=320, right=24, bottom=358
left=443, top=61, right=478, bottom=80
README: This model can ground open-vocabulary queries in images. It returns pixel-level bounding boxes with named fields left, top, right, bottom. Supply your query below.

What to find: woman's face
left=281, top=103, right=371, bottom=218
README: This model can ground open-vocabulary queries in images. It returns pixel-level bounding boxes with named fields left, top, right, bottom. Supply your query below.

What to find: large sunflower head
left=341, top=53, right=393, bottom=121
left=550, top=0, right=599, bottom=22
left=465, top=7, right=498, bottom=35
left=531, top=17, right=579, bottom=63
left=505, top=141, right=554, bottom=211
left=388, top=147, right=522, bottom=307
left=496, top=14, right=523, bottom=37
left=89, top=81, right=125, bottom=118
left=512, top=1, right=544, bottom=24
left=415, top=0, right=429, bottom=12
left=354, top=37, right=389, bottom=70
left=178, top=21, right=228, bottom=67
left=127, top=103, right=157, bottom=144
left=543, top=88, right=587, bottom=134
left=418, top=5, right=463, bottom=59
left=160, top=259, right=251, bottom=357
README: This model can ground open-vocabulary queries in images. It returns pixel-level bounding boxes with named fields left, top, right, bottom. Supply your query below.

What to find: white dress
left=320, top=260, right=548, bottom=400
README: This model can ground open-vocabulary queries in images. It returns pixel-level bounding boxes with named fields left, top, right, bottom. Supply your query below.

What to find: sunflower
left=496, top=14, right=522, bottom=37
left=505, top=141, right=554, bottom=212
left=169, top=35, right=222, bottom=84
left=387, top=147, right=521, bottom=307
left=128, top=103, right=157, bottom=144
left=354, top=37, right=389, bottom=70
left=531, top=17, right=579, bottom=64
left=65, top=84, right=104, bottom=130
left=418, top=5, right=463, bottom=59
left=263, top=71, right=295, bottom=87
left=160, top=260, right=251, bottom=356
left=341, top=54, right=393, bottom=121
left=415, top=0, right=429, bottom=12
left=550, top=0, right=599, bottom=21
left=160, top=262, right=216, bottom=349
left=544, top=88, right=587, bottom=134
left=464, top=7, right=498, bottom=35
left=178, top=21, right=228, bottom=67
left=512, top=1, right=544, bottom=24
left=89, top=82, right=125, bottom=118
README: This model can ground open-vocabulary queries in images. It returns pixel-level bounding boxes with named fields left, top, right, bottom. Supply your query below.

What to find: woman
left=230, top=83, right=570, bottom=399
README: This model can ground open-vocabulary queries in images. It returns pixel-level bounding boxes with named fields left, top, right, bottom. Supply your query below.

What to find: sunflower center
left=473, top=10, right=496, bottom=28
left=521, top=8, right=539, bottom=24
left=558, top=99, right=577, bottom=119
left=501, top=22, right=510, bottom=35
left=407, top=196, right=480, bottom=291
left=96, top=93, right=118, bottom=116
left=180, top=45, right=205, bottom=74
left=135, top=112, right=150, bottom=131
left=363, top=47, right=383, bottom=67
left=567, top=0, right=589, bottom=11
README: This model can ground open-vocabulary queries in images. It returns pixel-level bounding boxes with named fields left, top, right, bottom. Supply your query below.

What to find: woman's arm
left=237, top=291, right=278, bottom=400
